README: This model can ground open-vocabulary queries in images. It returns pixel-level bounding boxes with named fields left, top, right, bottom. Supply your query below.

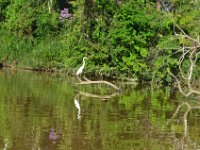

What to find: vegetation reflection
left=0, top=69, right=200, bottom=149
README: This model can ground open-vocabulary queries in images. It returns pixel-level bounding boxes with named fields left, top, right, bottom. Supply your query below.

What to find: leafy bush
left=0, top=0, right=199, bottom=84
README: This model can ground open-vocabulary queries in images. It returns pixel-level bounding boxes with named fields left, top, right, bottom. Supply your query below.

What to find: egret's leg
left=77, top=75, right=82, bottom=82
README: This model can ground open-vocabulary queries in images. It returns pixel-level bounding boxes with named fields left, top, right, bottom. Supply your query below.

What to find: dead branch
left=163, top=9, right=200, bottom=97
left=160, top=1, right=200, bottom=97
left=169, top=70, right=200, bottom=97
left=169, top=33, right=200, bottom=97
left=168, top=44, right=200, bottom=97
left=161, top=2, right=199, bottom=45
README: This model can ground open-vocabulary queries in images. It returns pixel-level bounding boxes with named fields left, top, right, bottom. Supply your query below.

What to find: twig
left=169, top=70, right=200, bottom=97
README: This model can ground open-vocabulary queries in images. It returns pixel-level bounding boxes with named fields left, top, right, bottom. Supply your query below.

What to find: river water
left=0, top=69, right=200, bottom=150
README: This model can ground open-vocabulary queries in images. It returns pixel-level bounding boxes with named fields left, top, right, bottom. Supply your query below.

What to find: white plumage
left=76, top=57, right=86, bottom=76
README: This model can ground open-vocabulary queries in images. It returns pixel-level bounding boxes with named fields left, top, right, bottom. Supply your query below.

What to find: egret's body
left=76, top=57, right=86, bottom=76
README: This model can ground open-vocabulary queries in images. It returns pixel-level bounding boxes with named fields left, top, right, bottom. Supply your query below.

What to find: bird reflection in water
left=74, top=98, right=81, bottom=120
left=49, top=128, right=62, bottom=144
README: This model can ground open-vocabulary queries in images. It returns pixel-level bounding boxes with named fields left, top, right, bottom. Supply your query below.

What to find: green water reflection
left=0, top=69, right=200, bottom=150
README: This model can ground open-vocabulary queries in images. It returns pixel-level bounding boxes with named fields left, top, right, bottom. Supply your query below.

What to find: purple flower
left=60, top=8, right=72, bottom=21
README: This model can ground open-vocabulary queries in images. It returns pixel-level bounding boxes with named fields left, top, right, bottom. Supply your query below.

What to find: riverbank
left=0, top=1, right=199, bottom=84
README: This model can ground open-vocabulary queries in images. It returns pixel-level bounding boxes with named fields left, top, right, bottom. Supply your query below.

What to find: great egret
left=76, top=57, right=86, bottom=76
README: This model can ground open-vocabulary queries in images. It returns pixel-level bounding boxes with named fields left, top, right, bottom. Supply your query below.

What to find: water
left=0, top=69, right=200, bottom=150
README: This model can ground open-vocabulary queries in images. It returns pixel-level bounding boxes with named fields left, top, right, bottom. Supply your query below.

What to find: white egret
left=76, top=57, right=86, bottom=76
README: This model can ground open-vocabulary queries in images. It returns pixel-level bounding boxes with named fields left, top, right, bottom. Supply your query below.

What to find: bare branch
left=162, top=4, right=200, bottom=97
left=161, top=1, right=200, bottom=45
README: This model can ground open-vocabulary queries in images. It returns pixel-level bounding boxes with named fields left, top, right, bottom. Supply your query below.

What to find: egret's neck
left=82, top=59, right=85, bottom=66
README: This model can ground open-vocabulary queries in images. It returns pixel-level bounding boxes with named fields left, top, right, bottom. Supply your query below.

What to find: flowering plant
left=60, top=8, right=71, bottom=21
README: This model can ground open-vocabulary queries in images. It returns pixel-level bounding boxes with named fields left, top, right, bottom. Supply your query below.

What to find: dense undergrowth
left=0, top=0, right=199, bottom=84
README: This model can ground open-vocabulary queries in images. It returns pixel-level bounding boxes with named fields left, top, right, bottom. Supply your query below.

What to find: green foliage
left=2, top=0, right=59, bottom=37
left=0, top=0, right=10, bottom=24
left=177, top=0, right=200, bottom=36
left=156, top=0, right=200, bottom=82
left=103, top=1, right=172, bottom=80
left=0, top=0, right=199, bottom=83
left=0, top=30, right=64, bottom=69
left=31, top=36, right=64, bottom=69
